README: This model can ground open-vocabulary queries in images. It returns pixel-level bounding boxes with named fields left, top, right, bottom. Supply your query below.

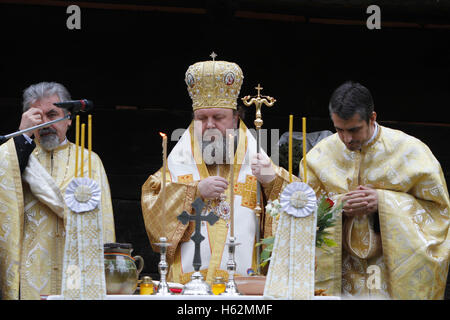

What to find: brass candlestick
left=242, top=84, right=276, bottom=274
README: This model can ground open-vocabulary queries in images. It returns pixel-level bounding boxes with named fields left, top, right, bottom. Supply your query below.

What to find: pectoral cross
left=177, top=197, right=219, bottom=271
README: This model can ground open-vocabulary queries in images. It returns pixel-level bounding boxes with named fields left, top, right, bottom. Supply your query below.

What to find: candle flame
left=159, top=132, right=167, bottom=138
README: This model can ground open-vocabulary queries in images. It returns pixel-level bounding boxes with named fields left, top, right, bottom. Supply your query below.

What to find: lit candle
left=159, top=132, right=167, bottom=234
left=75, top=115, right=80, bottom=177
left=80, top=123, right=85, bottom=178
left=302, top=117, right=307, bottom=183
left=228, top=133, right=235, bottom=238
left=289, top=115, right=293, bottom=183
left=88, top=115, right=92, bottom=179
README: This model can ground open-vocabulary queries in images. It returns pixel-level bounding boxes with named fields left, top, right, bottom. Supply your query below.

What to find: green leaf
left=261, top=248, right=272, bottom=261
left=262, top=237, right=275, bottom=245
left=323, top=237, right=337, bottom=247
left=257, top=236, right=274, bottom=246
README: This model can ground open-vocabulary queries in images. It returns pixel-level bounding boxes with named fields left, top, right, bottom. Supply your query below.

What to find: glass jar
left=140, top=276, right=154, bottom=295
left=212, top=276, right=226, bottom=295
left=104, top=243, right=144, bottom=295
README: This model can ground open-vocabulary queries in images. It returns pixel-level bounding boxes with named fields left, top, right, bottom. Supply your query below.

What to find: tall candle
left=80, top=123, right=85, bottom=178
left=88, top=115, right=92, bottom=179
left=228, top=133, right=235, bottom=238
left=302, top=117, right=307, bottom=183
left=160, top=132, right=167, bottom=235
left=289, top=115, right=293, bottom=183
left=75, top=115, right=80, bottom=177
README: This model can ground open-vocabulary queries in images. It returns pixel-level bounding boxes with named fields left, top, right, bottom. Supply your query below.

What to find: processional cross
left=241, top=84, right=276, bottom=274
left=242, top=84, right=276, bottom=130
left=177, top=197, right=219, bottom=271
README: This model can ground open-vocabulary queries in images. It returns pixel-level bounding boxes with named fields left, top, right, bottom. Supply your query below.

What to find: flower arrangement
left=257, top=196, right=341, bottom=268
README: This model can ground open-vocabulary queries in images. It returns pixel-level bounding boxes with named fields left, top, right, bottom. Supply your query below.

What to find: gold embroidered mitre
left=185, top=60, right=244, bottom=110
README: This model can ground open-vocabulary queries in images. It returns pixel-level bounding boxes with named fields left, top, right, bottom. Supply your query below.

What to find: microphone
left=53, top=99, right=94, bottom=113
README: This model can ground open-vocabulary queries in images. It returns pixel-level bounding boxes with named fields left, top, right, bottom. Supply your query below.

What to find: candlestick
left=75, top=115, right=80, bottom=177
left=228, top=133, right=235, bottom=238
left=155, top=133, right=172, bottom=296
left=220, top=237, right=241, bottom=296
left=80, top=123, right=85, bottom=178
left=88, top=115, right=92, bottom=179
left=160, top=132, right=167, bottom=235
left=302, top=117, right=307, bottom=183
left=289, top=115, right=293, bottom=183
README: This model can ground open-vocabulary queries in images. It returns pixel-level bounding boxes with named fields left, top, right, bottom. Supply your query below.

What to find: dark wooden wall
left=0, top=1, right=449, bottom=298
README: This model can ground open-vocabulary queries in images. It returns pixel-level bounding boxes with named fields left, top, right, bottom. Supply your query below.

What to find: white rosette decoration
left=264, top=181, right=317, bottom=300
left=64, top=177, right=101, bottom=213
left=279, top=182, right=317, bottom=218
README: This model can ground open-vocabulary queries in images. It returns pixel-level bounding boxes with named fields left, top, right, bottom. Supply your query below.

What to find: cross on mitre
left=210, top=51, right=217, bottom=61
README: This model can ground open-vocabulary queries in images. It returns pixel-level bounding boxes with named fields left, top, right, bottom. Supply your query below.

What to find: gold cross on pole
left=255, top=84, right=263, bottom=97
left=241, top=84, right=276, bottom=130
left=241, top=84, right=276, bottom=275
left=210, top=51, right=217, bottom=61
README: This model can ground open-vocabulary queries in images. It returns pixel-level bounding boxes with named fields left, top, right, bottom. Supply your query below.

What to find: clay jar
left=104, top=243, right=144, bottom=295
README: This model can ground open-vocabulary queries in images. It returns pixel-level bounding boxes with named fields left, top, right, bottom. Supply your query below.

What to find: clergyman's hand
left=198, top=176, right=229, bottom=200
left=342, top=185, right=378, bottom=217
left=19, top=107, right=44, bottom=137
left=251, top=153, right=276, bottom=185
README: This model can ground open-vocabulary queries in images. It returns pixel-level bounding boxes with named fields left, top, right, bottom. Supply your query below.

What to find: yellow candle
left=75, top=115, right=80, bottom=177
left=288, top=115, right=293, bottom=183
left=228, top=134, right=234, bottom=238
left=80, top=123, right=85, bottom=178
left=302, top=117, right=307, bottom=183
left=160, top=132, right=167, bottom=234
left=88, top=115, right=92, bottom=179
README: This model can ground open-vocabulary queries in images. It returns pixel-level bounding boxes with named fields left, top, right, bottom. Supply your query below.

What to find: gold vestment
left=141, top=120, right=292, bottom=284
left=301, top=125, right=450, bottom=299
left=0, top=139, right=115, bottom=300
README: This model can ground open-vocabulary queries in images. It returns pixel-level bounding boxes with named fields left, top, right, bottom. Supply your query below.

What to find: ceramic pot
left=234, top=276, right=266, bottom=295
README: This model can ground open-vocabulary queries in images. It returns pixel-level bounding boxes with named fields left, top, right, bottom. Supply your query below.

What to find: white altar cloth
left=46, top=294, right=339, bottom=300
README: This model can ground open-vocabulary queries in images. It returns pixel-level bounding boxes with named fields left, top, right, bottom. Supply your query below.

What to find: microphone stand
left=0, top=114, right=71, bottom=144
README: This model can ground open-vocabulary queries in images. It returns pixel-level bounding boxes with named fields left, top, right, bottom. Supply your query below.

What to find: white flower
left=65, top=177, right=101, bottom=213
left=279, top=182, right=317, bottom=218
left=266, top=199, right=282, bottom=217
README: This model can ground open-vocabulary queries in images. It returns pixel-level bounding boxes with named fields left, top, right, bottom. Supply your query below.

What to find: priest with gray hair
left=0, top=81, right=116, bottom=299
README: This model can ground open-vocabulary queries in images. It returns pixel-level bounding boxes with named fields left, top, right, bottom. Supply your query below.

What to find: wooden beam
left=235, top=10, right=306, bottom=23
left=0, top=0, right=206, bottom=14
